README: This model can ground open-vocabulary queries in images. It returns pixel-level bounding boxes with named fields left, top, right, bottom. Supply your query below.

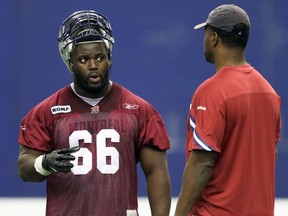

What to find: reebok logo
left=123, top=103, right=139, bottom=110
left=51, top=105, right=72, bottom=114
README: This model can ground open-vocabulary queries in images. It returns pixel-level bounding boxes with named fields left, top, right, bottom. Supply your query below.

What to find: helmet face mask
left=58, top=10, right=115, bottom=69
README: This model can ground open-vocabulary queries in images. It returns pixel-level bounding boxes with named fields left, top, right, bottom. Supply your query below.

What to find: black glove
left=42, top=146, right=80, bottom=172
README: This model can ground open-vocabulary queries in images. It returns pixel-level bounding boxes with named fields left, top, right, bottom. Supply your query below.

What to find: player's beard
left=74, top=69, right=110, bottom=96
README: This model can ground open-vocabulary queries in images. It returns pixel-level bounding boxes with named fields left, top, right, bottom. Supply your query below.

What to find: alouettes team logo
left=50, top=105, right=72, bottom=114
left=122, top=103, right=139, bottom=110
left=91, top=105, right=100, bottom=114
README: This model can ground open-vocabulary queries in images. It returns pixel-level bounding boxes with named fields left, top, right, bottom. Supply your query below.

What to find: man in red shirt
left=175, top=4, right=281, bottom=216
left=17, top=10, right=171, bottom=216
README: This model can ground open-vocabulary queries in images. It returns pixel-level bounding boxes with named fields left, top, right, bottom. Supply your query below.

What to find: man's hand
left=42, top=146, right=80, bottom=172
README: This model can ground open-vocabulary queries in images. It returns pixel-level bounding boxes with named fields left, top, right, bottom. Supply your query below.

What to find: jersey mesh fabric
left=18, top=83, right=170, bottom=216
left=186, top=65, right=281, bottom=216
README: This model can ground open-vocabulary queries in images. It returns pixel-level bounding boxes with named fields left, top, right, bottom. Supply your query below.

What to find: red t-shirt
left=186, top=65, right=281, bottom=216
left=18, top=83, right=170, bottom=216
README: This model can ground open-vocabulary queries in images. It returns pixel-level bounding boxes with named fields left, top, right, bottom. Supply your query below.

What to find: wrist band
left=34, top=155, right=52, bottom=176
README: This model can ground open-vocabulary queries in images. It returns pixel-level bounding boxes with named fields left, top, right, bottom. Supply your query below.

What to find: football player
left=18, top=10, right=171, bottom=216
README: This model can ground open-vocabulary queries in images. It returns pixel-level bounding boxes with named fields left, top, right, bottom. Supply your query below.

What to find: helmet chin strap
left=67, top=39, right=112, bottom=74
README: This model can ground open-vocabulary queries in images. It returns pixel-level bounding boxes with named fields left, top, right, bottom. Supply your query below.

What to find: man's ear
left=108, top=58, right=112, bottom=68
left=68, top=61, right=74, bottom=73
left=210, top=32, right=219, bottom=47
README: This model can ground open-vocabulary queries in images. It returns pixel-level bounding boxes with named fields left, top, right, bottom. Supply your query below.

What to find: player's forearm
left=18, top=154, right=46, bottom=182
left=146, top=170, right=171, bottom=216
left=175, top=161, right=213, bottom=215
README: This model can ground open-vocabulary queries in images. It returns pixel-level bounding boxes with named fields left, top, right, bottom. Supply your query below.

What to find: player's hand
left=42, top=146, right=80, bottom=172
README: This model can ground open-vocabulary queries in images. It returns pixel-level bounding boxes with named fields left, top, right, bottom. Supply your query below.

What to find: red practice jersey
left=186, top=65, right=281, bottom=216
left=18, top=83, right=170, bottom=216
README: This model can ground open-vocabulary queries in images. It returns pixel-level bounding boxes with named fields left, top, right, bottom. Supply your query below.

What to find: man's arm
left=140, top=146, right=171, bottom=216
left=175, top=150, right=217, bottom=216
left=18, top=145, right=47, bottom=182
left=18, top=145, right=80, bottom=182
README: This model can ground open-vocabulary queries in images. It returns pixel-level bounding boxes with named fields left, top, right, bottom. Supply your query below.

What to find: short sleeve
left=139, top=114, right=170, bottom=150
left=188, top=86, right=226, bottom=153
left=18, top=109, right=52, bottom=152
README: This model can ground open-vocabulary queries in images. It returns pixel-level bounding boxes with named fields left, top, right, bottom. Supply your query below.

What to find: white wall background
left=0, top=197, right=287, bottom=215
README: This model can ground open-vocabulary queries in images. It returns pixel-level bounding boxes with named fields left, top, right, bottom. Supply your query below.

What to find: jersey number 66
left=69, top=129, right=120, bottom=175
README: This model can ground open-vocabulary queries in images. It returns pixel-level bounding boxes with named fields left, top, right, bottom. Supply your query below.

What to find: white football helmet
left=58, top=10, right=115, bottom=67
